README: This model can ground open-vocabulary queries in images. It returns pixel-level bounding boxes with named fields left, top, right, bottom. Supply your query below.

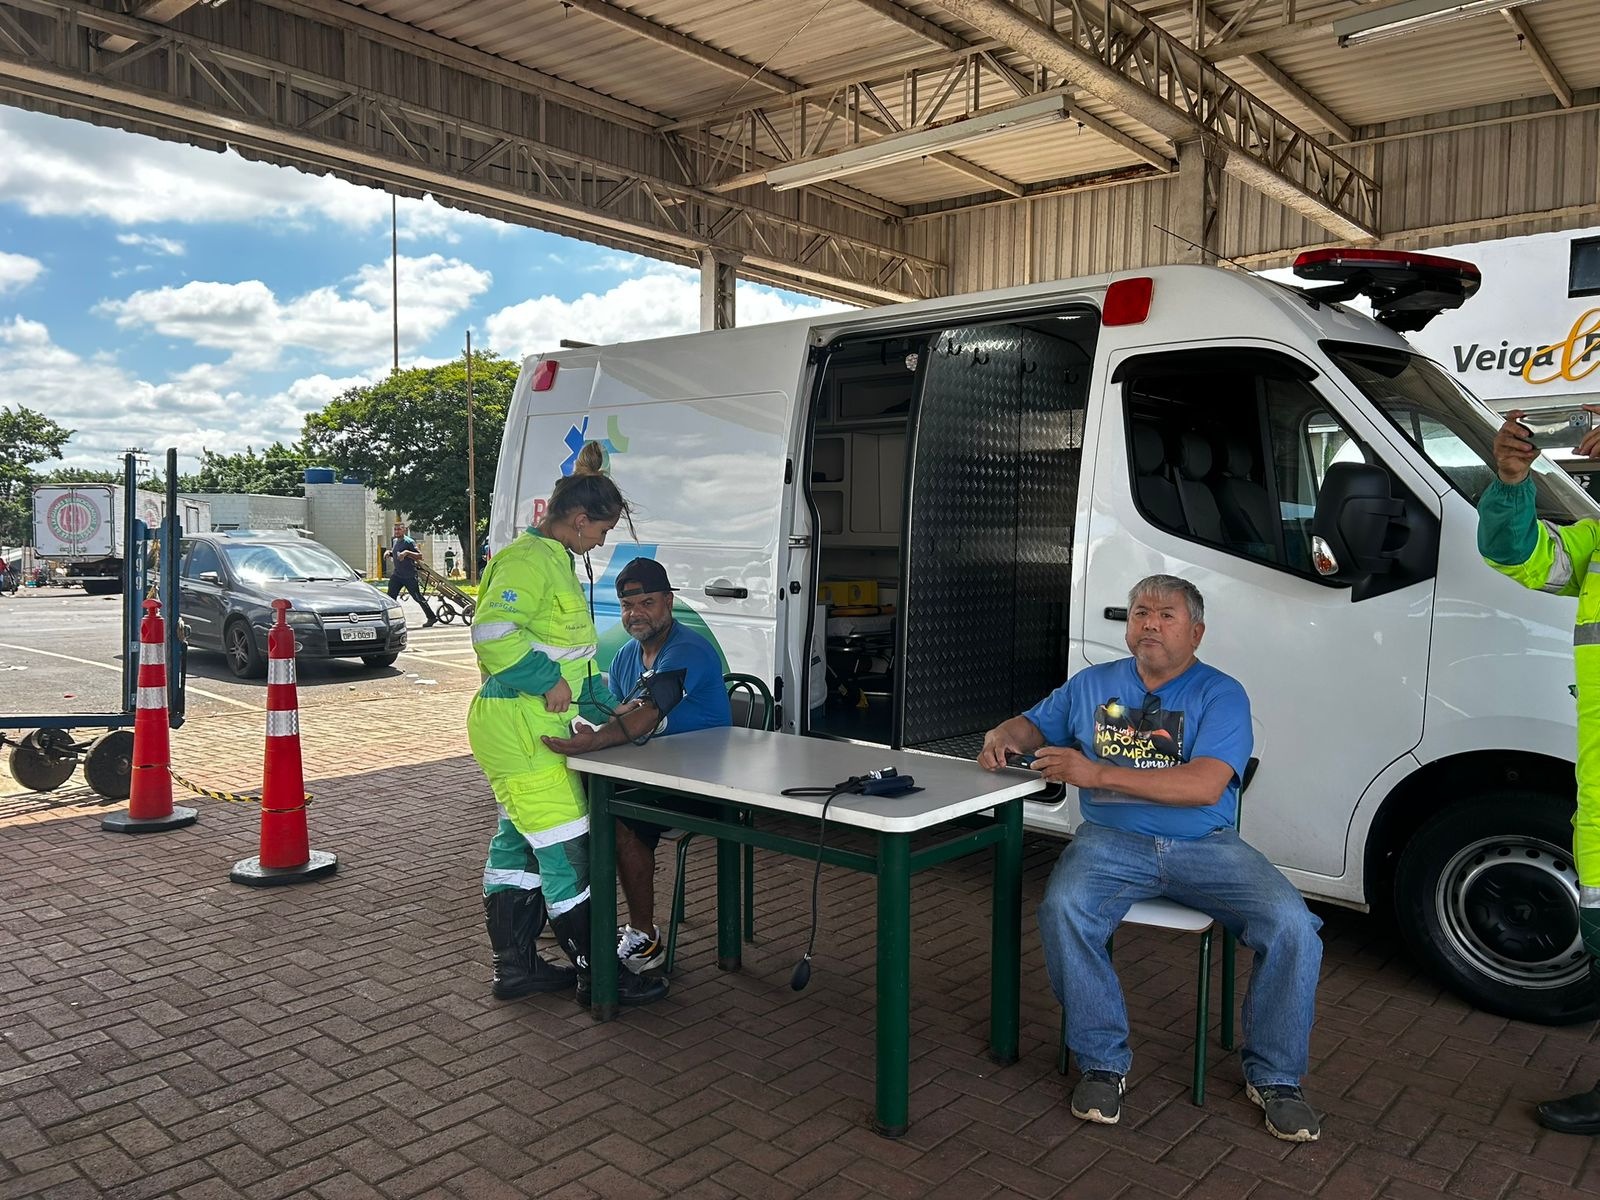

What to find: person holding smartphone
left=1481, top=405, right=1600, bottom=1134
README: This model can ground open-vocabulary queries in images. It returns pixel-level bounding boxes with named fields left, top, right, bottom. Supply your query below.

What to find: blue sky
left=0, top=106, right=847, bottom=473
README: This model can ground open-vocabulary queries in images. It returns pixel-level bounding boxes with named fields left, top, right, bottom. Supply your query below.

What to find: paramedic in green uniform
left=1480, top=406, right=1600, bottom=1133
left=470, top=440, right=668, bottom=1008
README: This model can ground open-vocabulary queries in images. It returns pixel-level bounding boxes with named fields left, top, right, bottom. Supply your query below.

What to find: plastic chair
left=663, top=673, right=774, bottom=975
left=1056, top=756, right=1258, bottom=1106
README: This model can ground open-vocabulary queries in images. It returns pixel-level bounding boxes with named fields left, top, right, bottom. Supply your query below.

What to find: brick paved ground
left=4, top=692, right=1600, bottom=1198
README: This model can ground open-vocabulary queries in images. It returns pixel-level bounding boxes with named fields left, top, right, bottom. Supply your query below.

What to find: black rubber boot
left=485, top=890, right=576, bottom=999
left=1536, top=1082, right=1600, bottom=1134
left=550, top=899, right=669, bottom=1008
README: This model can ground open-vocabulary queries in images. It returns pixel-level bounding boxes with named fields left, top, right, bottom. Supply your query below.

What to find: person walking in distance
left=389, top=522, right=438, bottom=628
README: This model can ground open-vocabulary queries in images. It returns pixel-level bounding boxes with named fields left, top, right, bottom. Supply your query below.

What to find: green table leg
left=716, top=803, right=742, bottom=971
left=589, top=777, right=619, bottom=1021
left=875, top=831, right=911, bottom=1137
left=989, top=798, right=1022, bottom=1065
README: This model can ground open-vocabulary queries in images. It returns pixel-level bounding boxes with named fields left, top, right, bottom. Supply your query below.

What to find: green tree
left=304, top=353, right=513, bottom=560
left=193, top=442, right=309, bottom=496
left=45, top=467, right=121, bottom=485
left=0, top=406, right=74, bottom=545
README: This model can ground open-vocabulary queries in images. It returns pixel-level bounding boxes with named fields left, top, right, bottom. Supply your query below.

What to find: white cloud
left=96, top=254, right=492, bottom=372
left=117, top=233, right=185, bottom=256
left=0, top=251, right=43, bottom=293
left=0, top=108, right=506, bottom=240
left=484, top=269, right=851, bottom=359
left=0, top=316, right=393, bottom=471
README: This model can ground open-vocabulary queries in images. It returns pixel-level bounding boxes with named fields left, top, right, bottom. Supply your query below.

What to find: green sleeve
left=576, top=674, right=621, bottom=726
left=1476, top=478, right=1537, bottom=566
left=1478, top=477, right=1600, bottom=597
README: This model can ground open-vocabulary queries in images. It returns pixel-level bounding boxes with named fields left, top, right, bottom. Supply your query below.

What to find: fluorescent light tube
left=1335, top=0, right=1545, bottom=46
left=766, top=96, right=1069, bottom=190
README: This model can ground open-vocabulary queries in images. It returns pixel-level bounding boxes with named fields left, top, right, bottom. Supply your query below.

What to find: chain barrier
left=132, top=762, right=313, bottom=814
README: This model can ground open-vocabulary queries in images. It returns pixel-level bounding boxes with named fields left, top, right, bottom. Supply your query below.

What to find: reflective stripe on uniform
left=139, top=644, right=166, bottom=666
left=268, top=659, right=296, bottom=684
left=531, top=641, right=596, bottom=661
left=1582, top=885, right=1600, bottom=906
left=471, top=621, right=518, bottom=644
left=1576, top=623, right=1600, bottom=647
left=520, top=812, right=590, bottom=847
left=136, top=686, right=166, bottom=709
left=546, top=885, right=590, bottom=916
left=266, top=710, right=300, bottom=737
left=1542, top=521, right=1575, bottom=593
left=483, top=867, right=542, bottom=889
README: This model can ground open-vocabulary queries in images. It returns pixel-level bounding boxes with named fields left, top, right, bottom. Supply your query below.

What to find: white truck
left=32, top=484, right=210, bottom=593
left=492, top=251, right=1597, bottom=1025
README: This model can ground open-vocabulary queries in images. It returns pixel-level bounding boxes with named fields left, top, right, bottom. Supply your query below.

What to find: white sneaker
left=615, top=923, right=665, bottom=974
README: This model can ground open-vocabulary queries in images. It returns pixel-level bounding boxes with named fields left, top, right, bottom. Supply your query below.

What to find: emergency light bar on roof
left=1291, top=248, right=1481, bottom=333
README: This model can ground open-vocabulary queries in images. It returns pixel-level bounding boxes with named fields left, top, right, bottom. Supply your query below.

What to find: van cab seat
left=1175, top=432, right=1226, bottom=544
left=1213, top=437, right=1276, bottom=561
left=1132, top=423, right=1183, bottom=531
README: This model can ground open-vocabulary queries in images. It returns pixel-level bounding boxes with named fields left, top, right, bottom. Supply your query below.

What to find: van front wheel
left=1394, top=793, right=1599, bottom=1024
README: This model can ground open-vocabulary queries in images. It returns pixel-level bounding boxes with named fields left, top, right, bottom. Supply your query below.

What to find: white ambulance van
left=492, top=251, right=1595, bottom=1025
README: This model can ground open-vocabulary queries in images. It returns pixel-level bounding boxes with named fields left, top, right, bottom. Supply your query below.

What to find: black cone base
left=230, top=849, right=338, bottom=887
left=102, top=806, right=199, bottom=833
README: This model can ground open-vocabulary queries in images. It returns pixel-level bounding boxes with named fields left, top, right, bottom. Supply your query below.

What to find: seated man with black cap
left=542, top=556, right=732, bottom=975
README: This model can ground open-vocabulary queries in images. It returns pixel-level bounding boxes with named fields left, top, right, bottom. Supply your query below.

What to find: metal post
left=698, top=250, right=739, bottom=331
left=164, top=448, right=184, bottom=725
left=391, top=195, right=399, bottom=373
left=716, top=803, right=742, bottom=969
left=466, top=330, right=477, bottom=584
left=989, top=798, right=1023, bottom=1065
left=876, top=830, right=912, bottom=1137
left=590, top=776, right=619, bottom=1021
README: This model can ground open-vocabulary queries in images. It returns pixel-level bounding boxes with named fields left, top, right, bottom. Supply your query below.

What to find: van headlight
left=386, top=606, right=405, bottom=622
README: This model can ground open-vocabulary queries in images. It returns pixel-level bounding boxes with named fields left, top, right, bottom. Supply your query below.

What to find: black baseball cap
left=615, top=558, right=675, bottom=597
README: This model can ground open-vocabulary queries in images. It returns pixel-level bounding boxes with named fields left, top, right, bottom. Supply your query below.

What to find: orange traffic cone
left=230, top=599, right=337, bottom=886
left=103, top=598, right=197, bottom=833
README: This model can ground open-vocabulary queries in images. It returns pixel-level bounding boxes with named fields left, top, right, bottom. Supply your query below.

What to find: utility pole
left=391, top=195, right=399, bottom=373
left=466, top=330, right=478, bottom=584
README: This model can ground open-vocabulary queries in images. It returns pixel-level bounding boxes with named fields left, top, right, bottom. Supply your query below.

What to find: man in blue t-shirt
left=980, top=574, right=1323, bottom=1143
left=542, top=557, right=731, bottom=976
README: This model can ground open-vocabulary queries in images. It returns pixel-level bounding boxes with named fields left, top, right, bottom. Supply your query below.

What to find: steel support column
left=699, top=250, right=739, bottom=330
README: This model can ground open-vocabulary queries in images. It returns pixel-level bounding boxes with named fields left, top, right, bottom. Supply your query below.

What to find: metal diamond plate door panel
left=898, top=326, right=1023, bottom=748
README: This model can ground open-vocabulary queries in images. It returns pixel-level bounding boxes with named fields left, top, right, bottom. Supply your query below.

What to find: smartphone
left=1005, top=752, right=1038, bottom=769
left=1514, top=406, right=1592, bottom=452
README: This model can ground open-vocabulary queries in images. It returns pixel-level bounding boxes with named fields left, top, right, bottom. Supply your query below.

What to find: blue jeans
left=1039, top=821, right=1323, bottom=1087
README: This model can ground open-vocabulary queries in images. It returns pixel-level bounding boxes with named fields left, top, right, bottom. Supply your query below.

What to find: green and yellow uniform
left=469, top=528, right=614, bottom=914
left=1478, top=477, right=1600, bottom=955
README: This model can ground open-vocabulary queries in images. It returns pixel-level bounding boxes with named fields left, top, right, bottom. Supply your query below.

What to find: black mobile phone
left=1005, top=752, right=1038, bottom=769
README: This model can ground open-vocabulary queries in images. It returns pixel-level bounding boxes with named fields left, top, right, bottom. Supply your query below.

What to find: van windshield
left=1324, top=342, right=1598, bottom=526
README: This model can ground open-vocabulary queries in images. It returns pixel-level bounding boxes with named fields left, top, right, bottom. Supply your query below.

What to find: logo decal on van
left=559, top=415, right=631, bottom=475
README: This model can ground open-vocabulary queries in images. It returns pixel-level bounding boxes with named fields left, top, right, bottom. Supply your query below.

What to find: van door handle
left=704, top=582, right=748, bottom=599
left=1103, top=606, right=1128, bottom=621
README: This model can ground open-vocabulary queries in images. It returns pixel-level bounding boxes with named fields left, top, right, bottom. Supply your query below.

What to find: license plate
left=341, top=627, right=377, bottom=642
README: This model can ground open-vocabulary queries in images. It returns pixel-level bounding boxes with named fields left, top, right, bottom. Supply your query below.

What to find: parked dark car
left=178, top=531, right=407, bottom=679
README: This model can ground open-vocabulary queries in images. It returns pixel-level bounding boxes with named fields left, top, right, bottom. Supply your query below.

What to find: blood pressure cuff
left=639, top=668, right=687, bottom=720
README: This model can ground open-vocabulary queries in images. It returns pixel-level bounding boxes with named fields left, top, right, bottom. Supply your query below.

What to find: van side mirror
left=1310, top=463, right=1436, bottom=599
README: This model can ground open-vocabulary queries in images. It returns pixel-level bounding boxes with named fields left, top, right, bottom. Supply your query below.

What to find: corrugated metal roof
left=344, top=0, right=1598, bottom=218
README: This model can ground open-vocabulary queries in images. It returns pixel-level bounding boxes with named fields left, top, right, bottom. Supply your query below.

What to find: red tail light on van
left=531, top=360, right=560, bottom=391
left=1103, top=276, right=1153, bottom=326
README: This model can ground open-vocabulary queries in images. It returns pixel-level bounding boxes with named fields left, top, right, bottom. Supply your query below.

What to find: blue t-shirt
left=608, top=620, right=731, bottom=735
left=1022, top=657, right=1252, bottom=839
